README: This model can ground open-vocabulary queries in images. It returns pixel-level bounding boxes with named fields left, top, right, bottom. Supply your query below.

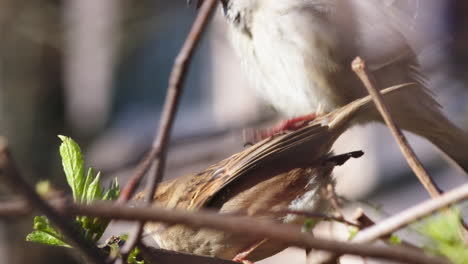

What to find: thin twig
left=325, top=183, right=351, bottom=225
left=313, top=185, right=366, bottom=264
left=51, top=201, right=448, bottom=264
left=351, top=57, right=442, bottom=198
left=0, top=139, right=106, bottom=264
left=354, top=182, right=468, bottom=243
left=120, top=0, right=219, bottom=254
left=118, top=153, right=153, bottom=202
left=353, top=208, right=421, bottom=250
left=0, top=199, right=30, bottom=217
left=272, top=209, right=360, bottom=228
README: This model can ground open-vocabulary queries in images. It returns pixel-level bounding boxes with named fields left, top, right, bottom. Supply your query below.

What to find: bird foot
left=243, top=113, right=318, bottom=145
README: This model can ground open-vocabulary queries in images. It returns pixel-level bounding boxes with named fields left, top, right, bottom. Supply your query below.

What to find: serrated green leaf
left=58, top=135, right=84, bottom=202
left=26, top=231, right=71, bottom=247
left=82, top=167, right=95, bottom=201
left=103, top=178, right=120, bottom=201
left=28, top=136, right=122, bottom=248
left=77, top=176, right=120, bottom=243
left=86, top=172, right=102, bottom=203
left=33, top=216, right=61, bottom=237
left=26, top=216, right=70, bottom=247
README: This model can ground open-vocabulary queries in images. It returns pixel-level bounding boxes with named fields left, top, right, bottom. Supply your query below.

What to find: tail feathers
left=413, top=115, right=468, bottom=175
left=326, top=151, right=364, bottom=166
left=326, top=83, right=413, bottom=130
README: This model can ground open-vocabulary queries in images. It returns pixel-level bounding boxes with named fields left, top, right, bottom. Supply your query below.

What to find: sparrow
left=137, top=85, right=405, bottom=263
left=219, top=0, right=468, bottom=173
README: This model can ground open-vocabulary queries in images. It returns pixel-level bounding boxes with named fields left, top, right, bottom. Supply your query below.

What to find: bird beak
left=220, top=0, right=229, bottom=15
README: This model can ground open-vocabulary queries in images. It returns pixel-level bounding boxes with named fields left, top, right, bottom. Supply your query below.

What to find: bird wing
left=162, top=84, right=408, bottom=210
left=184, top=123, right=333, bottom=210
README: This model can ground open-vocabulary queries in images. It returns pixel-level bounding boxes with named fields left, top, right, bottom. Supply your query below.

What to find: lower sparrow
left=138, top=85, right=405, bottom=262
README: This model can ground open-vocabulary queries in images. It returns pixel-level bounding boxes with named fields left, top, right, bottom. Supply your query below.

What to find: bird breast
left=227, top=1, right=344, bottom=117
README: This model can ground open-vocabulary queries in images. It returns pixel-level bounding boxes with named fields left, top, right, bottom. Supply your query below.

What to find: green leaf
left=28, top=136, right=122, bottom=248
left=103, top=178, right=120, bottom=201
left=86, top=171, right=102, bottom=203
left=26, top=216, right=70, bottom=247
left=347, top=226, right=359, bottom=240
left=128, top=246, right=145, bottom=264
left=80, top=175, right=119, bottom=242
left=82, top=167, right=95, bottom=202
left=418, top=208, right=468, bottom=264
left=26, top=231, right=71, bottom=247
left=58, top=135, right=84, bottom=202
left=388, top=235, right=402, bottom=245
left=76, top=175, right=120, bottom=243
left=301, top=218, right=317, bottom=233
left=33, top=216, right=61, bottom=238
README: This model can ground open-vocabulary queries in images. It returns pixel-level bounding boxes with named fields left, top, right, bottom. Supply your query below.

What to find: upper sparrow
left=220, top=0, right=468, bottom=173
left=138, top=85, right=404, bottom=262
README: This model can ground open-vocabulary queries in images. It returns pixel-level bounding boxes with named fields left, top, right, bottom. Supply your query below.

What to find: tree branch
left=2, top=181, right=466, bottom=263
left=351, top=57, right=442, bottom=198
left=120, top=0, right=219, bottom=255
left=51, top=201, right=447, bottom=264
left=354, top=183, right=468, bottom=243
left=353, top=208, right=421, bottom=250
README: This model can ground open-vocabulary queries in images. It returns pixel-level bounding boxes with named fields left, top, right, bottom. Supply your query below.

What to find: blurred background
left=0, top=0, right=467, bottom=263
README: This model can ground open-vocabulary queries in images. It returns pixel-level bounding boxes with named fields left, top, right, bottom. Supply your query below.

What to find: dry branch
left=52, top=201, right=447, bottom=264
left=2, top=181, right=466, bottom=263
left=354, top=183, right=468, bottom=243
left=120, top=0, right=219, bottom=254
left=351, top=57, right=442, bottom=198
left=353, top=209, right=421, bottom=250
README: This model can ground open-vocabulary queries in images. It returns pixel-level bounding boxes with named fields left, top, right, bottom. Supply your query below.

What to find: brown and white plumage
left=221, top=0, right=468, bottom=173
left=139, top=86, right=404, bottom=261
